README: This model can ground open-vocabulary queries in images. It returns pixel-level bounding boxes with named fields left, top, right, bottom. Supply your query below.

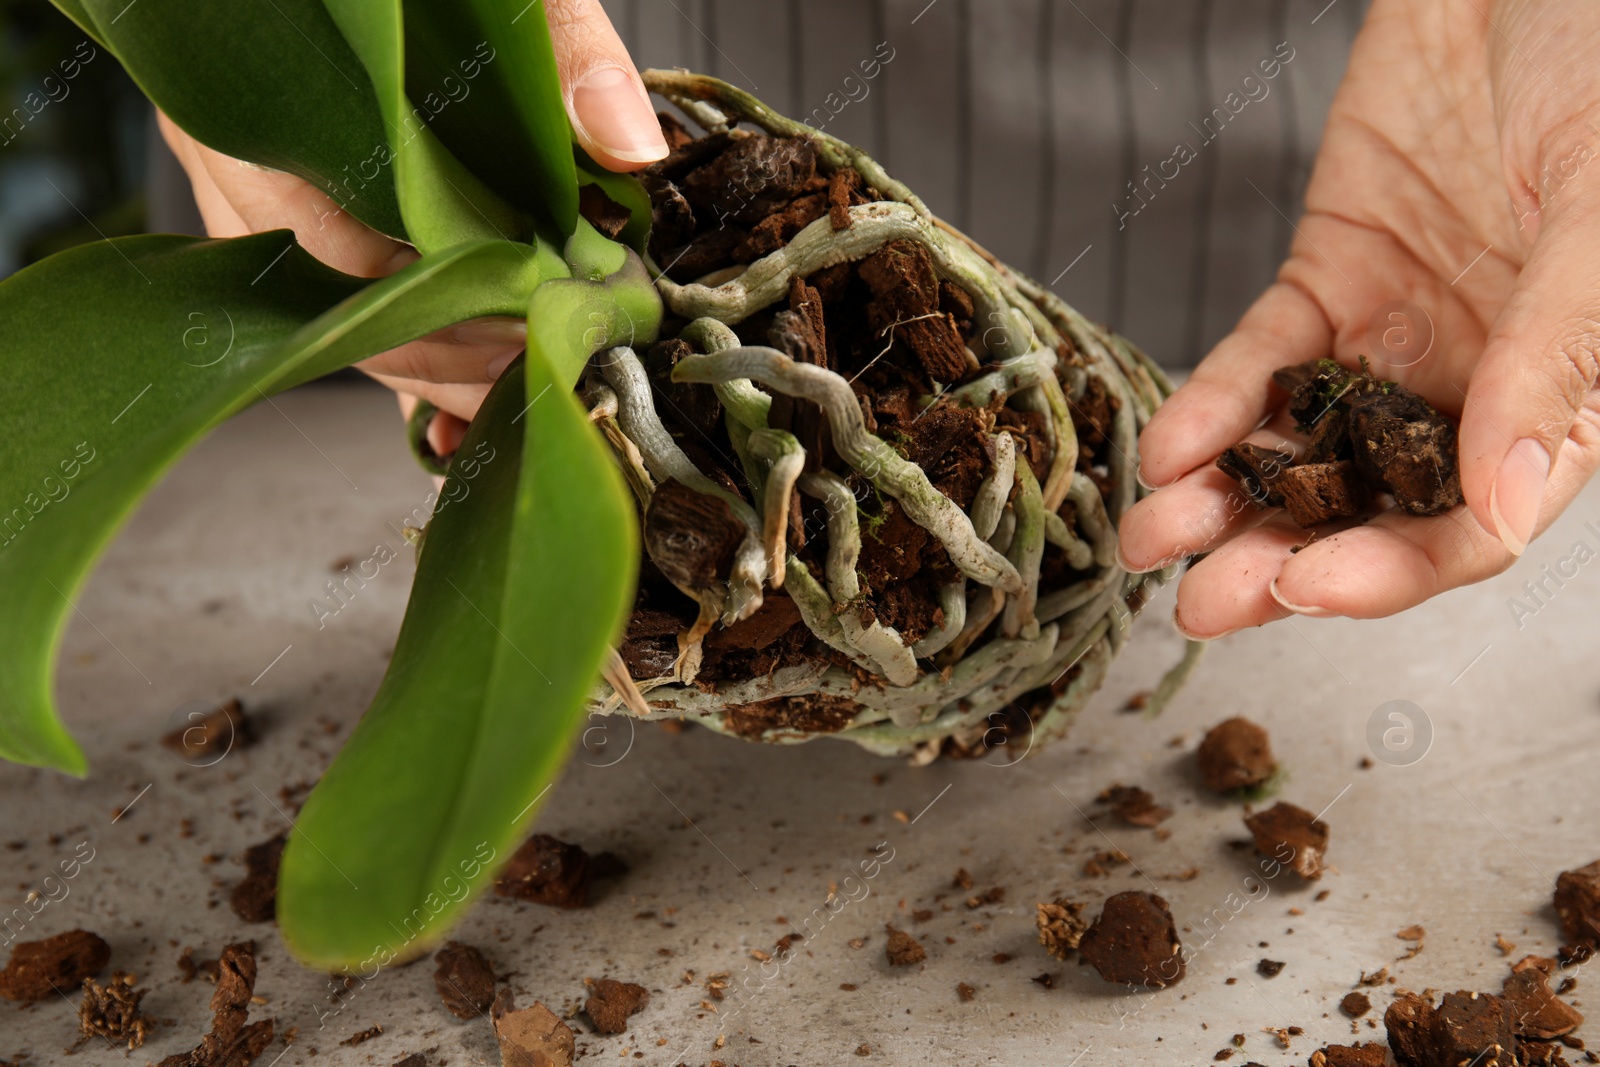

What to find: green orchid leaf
left=575, top=148, right=653, bottom=253
left=401, top=0, right=578, bottom=236
left=320, top=0, right=533, bottom=253
left=278, top=344, right=638, bottom=968
left=76, top=0, right=407, bottom=240
left=0, top=233, right=561, bottom=773
left=531, top=248, right=664, bottom=389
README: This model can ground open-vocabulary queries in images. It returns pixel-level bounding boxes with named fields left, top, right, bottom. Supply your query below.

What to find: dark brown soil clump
left=1218, top=358, right=1463, bottom=526
left=1244, top=801, right=1330, bottom=880
left=583, top=977, right=648, bottom=1035
left=0, top=929, right=110, bottom=1003
left=229, top=834, right=285, bottom=924
left=1385, top=990, right=1516, bottom=1067
left=1343, top=991, right=1374, bottom=1018
left=1198, top=717, right=1278, bottom=793
left=493, top=834, right=595, bottom=909
left=1309, top=1043, right=1394, bottom=1066
left=161, top=698, right=253, bottom=761
left=1076, top=891, right=1184, bottom=988
left=432, top=941, right=496, bottom=1020
left=884, top=925, right=926, bottom=967
left=1096, top=784, right=1172, bottom=828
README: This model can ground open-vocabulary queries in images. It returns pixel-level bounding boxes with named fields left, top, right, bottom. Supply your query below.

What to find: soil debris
left=1308, top=1043, right=1393, bottom=1066
left=1076, top=891, right=1185, bottom=988
left=432, top=941, right=496, bottom=1020
left=494, top=834, right=596, bottom=908
left=155, top=941, right=274, bottom=1067
left=1385, top=989, right=1516, bottom=1067
left=0, top=929, right=110, bottom=1003
left=1342, top=991, right=1374, bottom=1018
left=178, top=947, right=221, bottom=984
left=1555, top=859, right=1600, bottom=961
left=1257, top=958, right=1285, bottom=978
left=1096, top=783, right=1172, bottom=828
left=1036, top=898, right=1090, bottom=960
left=161, top=697, right=253, bottom=761
left=340, top=1025, right=383, bottom=1047
left=956, top=981, right=976, bottom=1002
left=1244, top=801, right=1330, bottom=880
left=583, top=977, right=648, bottom=1035
left=76, top=971, right=154, bottom=1050
left=885, top=925, right=927, bottom=967
left=492, top=988, right=574, bottom=1067
left=229, top=834, right=286, bottom=924
left=1197, top=717, right=1278, bottom=794
left=1222, top=358, right=1463, bottom=526
left=1502, top=961, right=1584, bottom=1040
left=1396, top=925, right=1426, bottom=961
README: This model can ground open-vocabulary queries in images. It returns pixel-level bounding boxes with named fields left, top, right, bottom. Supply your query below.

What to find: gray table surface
left=3, top=382, right=1597, bottom=1067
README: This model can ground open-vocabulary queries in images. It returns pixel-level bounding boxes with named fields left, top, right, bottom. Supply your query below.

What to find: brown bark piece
left=885, top=925, right=927, bottom=967
left=1348, top=388, right=1463, bottom=515
left=1554, top=859, right=1600, bottom=959
left=1502, top=965, right=1584, bottom=1040
left=493, top=834, right=594, bottom=909
left=583, top=978, right=648, bottom=1035
left=643, top=480, right=747, bottom=596
left=827, top=166, right=865, bottom=229
left=1215, top=444, right=1292, bottom=508
left=492, top=988, right=574, bottom=1067
left=1197, top=717, right=1277, bottom=793
left=230, top=835, right=285, bottom=924
left=1076, top=891, right=1185, bottom=988
left=858, top=239, right=969, bottom=383
left=433, top=941, right=496, bottom=1020
left=0, top=929, right=110, bottom=1003
left=1244, top=802, right=1330, bottom=880
left=1309, top=1043, right=1393, bottom=1067
left=156, top=941, right=274, bottom=1067
left=1276, top=460, right=1368, bottom=526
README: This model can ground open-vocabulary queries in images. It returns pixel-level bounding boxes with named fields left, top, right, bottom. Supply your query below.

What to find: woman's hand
left=159, top=0, right=666, bottom=457
left=1118, top=0, right=1600, bottom=638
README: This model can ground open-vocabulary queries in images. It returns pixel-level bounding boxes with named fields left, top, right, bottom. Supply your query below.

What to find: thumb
left=1461, top=190, right=1600, bottom=555
left=546, top=0, right=668, bottom=171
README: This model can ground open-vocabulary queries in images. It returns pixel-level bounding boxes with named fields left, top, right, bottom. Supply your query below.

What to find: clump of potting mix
left=1217, top=357, right=1463, bottom=526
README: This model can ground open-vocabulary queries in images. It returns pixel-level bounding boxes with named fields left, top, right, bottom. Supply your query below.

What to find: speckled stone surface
left=3, top=382, right=1597, bottom=1066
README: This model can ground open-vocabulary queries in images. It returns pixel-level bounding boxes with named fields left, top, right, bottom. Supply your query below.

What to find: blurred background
left=1, top=0, right=1367, bottom=368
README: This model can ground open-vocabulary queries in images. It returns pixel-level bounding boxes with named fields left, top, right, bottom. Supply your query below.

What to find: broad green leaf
left=402, top=0, right=578, bottom=236
left=278, top=344, right=638, bottom=968
left=320, top=0, right=532, bottom=252
left=77, top=0, right=407, bottom=240
left=0, top=233, right=560, bottom=772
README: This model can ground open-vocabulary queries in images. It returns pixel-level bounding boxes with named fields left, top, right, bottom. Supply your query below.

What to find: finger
left=1137, top=281, right=1333, bottom=488
left=160, top=112, right=415, bottom=278
left=357, top=319, right=528, bottom=386
left=1274, top=400, right=1600, bottom=618
left=365, top=373, right=491, bottom=424
left=1171, top=515, right=1309, bottom=640
left=1459, top=188, right=1600, bottom=555
left=546, top=0, right=667, bottom=170
left=1118, top=416, right=1303, bottom=572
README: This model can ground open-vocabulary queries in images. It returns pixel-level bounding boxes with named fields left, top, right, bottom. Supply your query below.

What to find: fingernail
left=570, top=67, right=669, bottom=164
left=451, top=319, right=527, bottom=348
left=485, top=350, right=519, bottom=380
left=1172, top=605, right=1239, bottom=642
left=1116, top=541, right=1153, bottom=575
left=1135, top=464, right=1165, bottom=491
left=1488, top=437, right=1550, bottom=556
left=1268, top=577, right=1337, bottom=618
